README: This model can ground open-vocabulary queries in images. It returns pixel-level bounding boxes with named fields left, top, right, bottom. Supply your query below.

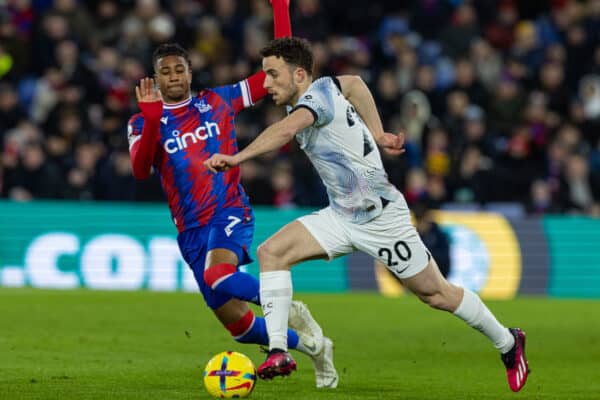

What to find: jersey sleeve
left=127, top=114, right=145, bottom=150
left=127, top=113, right=159, bottom=180
left=291, top=77, right=336, bottom=127
left=213, top=78, right=257, bottom=114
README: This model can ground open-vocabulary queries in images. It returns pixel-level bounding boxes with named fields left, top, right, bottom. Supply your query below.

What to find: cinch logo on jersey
left=163, top=122, right=221, bottom=154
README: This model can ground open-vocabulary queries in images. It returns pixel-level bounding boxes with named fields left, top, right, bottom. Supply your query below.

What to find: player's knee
left=204, top=263, right=236, bottom=289
left=257, top=242, right=283, bottom=268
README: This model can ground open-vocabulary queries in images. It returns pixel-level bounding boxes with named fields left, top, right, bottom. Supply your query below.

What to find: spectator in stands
left=375, top=69, right=402, bottom=125
left=455, top=104, right=497, bottom=161
left=415, top=64, right=445, bottom=118
left=413, top=202, right=451, bottom=278
left=5, top=141, right=63, bottom=200
left=400, top=90, right=431, bottom=167
left=440, top=3, right=480, bottom=60
left=449, top=146, right=493, bottom=204
left=63, top=142, right=100, bottom=200
left=470, top=39, right=502, bottom=93
left=563, top=153, right=600, bottom=213
left=270, top=160, right=295, bottom=209
left=0, top=84, right=26, bottom=139
left=291, top=0, right=330, bottom=42
left=424, top=126, right=451, bottom=179
left=404, top=168, right=428, bottom=206
left=95, top=149, right=137, bottom=201
left=0, top=0, right=598, bottom=216
left=240, top=159, right=274, bottom=205
left=527, top=179, right=563, bottom=215
left=488, top=74, right=526, bottom=136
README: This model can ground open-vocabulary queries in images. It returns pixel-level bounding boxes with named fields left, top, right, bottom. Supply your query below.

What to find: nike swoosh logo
left=322, top=377, right=338, bottom=388
left=305, top=342, right=317, bottom=353
left=263, top=311, right=272, bottom=317
left=396, top=266, right=409, bottom=274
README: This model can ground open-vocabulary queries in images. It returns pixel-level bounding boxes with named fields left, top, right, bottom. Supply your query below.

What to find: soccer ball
left=203, top=351, right=257, bottom=398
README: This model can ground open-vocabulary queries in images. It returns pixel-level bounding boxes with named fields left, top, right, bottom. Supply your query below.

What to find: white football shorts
left=298, top=198, right=430, bottom=279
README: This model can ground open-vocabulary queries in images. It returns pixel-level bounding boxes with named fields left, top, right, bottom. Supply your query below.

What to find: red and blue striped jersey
left=127, top=80, right=260, bottom=233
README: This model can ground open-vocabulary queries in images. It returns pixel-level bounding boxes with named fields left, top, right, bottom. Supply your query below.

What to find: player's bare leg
left=401, top=258, right=529, bottom=391
left=400, top=257, right=463, bottom=312
left=256, top=221, right=331, bottom=380
left=213, top=298, right=252, bottom=326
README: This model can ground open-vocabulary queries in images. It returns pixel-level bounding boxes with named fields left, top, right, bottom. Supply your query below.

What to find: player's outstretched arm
left=337, top=75, right=405, bottom=156
left=272, top=0, right=292, bottom=38
left=243, top=0, right=292, bottom=105
left=129, top=77, right=163, bottom=179
left=204, top=107, right=314, bottom=173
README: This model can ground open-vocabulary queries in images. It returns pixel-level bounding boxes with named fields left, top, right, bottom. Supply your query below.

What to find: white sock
left=260, top=270, right=292, bottom=352
left=453, top=289, right=515, bottom=353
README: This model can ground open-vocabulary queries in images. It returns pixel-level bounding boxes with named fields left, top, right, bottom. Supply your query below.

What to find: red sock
left=203, top=263, right=236, bottom=290
left=225, top=310, right=255, bottom=339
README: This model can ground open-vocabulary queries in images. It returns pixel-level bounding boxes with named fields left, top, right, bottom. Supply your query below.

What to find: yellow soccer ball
left=203, top=351, right=257, bottom=398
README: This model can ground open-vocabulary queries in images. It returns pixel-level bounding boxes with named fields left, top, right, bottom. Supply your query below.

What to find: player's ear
left=294, top=68, right=307, bottom=85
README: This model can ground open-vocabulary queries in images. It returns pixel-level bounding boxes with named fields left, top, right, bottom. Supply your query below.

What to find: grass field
left=1, top=289, right=599, bottom=399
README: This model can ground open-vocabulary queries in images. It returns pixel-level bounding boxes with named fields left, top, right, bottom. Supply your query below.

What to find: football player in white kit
left=204, top=37, right=529, bottom=392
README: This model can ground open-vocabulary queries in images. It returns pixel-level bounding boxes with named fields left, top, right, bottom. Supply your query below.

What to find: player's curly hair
left=260, top=37, right=313, bottom=76
left=152, top=43, right=191, bottom=70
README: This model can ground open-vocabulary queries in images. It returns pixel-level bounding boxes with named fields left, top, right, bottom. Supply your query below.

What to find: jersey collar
left=163, top=96, right=192, bottom=109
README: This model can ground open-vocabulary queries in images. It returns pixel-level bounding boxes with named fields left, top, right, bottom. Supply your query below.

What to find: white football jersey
left=288, top=77, right=401, bottom=224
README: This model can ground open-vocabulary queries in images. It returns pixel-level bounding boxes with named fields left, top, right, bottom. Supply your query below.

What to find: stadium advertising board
left=1, top=201, right=599, bottom=297
left=544, top=216, right=600, bottom=298
left=0, top=201, right=347, bottom=292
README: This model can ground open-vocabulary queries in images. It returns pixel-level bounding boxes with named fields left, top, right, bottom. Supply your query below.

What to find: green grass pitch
left=1, top=289, right=599, bottom=399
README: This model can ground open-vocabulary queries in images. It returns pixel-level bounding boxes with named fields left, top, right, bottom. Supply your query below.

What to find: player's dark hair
left=260, top=37, right=313, bottom=76
left=152, top=43, right=191, bottom=70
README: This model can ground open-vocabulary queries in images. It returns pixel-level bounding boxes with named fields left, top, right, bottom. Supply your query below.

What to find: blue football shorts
left=177, top=207, right=254, bottom=309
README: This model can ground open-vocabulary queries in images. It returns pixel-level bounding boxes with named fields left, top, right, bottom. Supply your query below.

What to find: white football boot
left=288, top=301, right=338, bottom=388
left=289, top=301, right=323, bottom=353
left=314, top=337, right=338, bottom=389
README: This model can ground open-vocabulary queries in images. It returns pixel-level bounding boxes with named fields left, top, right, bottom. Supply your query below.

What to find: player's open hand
left=204, top=154, right=239, bottom=173
left=379, top=131, right=406, bottom=156
left=135, top=77, right=162, bottom=103
left=135, top=77, right=163, bottom=121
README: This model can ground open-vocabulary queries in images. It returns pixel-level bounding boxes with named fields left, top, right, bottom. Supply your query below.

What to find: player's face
left=154, top=55, right=192, bottom=103
left=262, top=56, right=299, bottom=106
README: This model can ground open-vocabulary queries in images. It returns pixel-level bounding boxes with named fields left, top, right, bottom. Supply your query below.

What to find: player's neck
left=163, top=95, right=192, bottom=109
left=289, top=80, right=312, bottom=106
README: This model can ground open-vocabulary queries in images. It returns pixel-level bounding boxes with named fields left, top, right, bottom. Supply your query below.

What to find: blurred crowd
left=1, top=0, right=600, bottom=216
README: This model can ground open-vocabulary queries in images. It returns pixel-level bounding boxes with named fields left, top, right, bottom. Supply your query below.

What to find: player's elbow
left=132, top=170, right=150, bottom=180
left=348, top=75, right=364, bottom=85
left=340, top=75, right=365, bottom=99
left=130, top=151, right=153, bottom=180
left=346, top=75, right=364, bottom=90
left=131, top=163, right=151, bottom=180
